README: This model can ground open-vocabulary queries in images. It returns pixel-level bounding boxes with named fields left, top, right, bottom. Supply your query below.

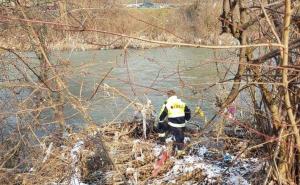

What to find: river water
left=2, top=47, right=234, bottom=127
left=53, top=47, right=231, bottom=125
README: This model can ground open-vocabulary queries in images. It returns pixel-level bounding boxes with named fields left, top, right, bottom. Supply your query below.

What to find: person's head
left=167, top=90, right=176, bottom=97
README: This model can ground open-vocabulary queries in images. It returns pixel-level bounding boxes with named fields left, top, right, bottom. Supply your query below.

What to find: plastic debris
left=195, top=106, right=205, bottom=118
left=152, top=151, right=170, bottom=177
left=223, top=153, right=233, bottom=163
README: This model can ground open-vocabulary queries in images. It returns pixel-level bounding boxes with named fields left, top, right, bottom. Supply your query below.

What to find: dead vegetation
left=0, top=0, right=300, bottom=184
left=0, top=0, right=223, bottom=51
left=82, top=121, right=266, bottom=184
left=8, top=120, right=260, bottom=185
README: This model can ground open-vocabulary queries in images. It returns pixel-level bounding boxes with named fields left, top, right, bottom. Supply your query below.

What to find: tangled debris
left=70, top=122, right=266, bottom=185
left=0, top=120, right=266, bottom=185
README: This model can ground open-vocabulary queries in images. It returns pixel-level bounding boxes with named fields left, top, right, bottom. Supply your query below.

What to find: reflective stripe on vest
left=166, top=96, right=185, bottom=118
left=158, top=133, right=166, bottom=137
left=168, top=122, right=185, bottom=128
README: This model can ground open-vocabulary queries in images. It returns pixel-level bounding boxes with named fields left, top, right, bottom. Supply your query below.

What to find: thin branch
left=0, top=46, right=56, bottom=92
left=0, top=15, right=285, bottom=49
left=259, top=0, right=281, bottom=43
left=89, top=67, right=113, bottom=101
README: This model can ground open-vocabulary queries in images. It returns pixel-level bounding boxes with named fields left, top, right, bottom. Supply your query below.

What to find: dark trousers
left=158, top=122, right=185, bottom=150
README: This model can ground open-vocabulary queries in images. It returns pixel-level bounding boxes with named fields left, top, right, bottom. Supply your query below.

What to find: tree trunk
left=277, top=0, right=300, bottom=183
left=221, top=0, right=247, bottom=108
left=281, top=0, right=300, bottom=152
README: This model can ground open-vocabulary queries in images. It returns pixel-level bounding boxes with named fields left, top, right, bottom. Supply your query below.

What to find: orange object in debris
left=152, top=150, right=169, bottom=177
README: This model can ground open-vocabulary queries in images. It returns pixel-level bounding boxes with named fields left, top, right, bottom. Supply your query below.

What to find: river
left=53, top=47, right=232, bottom=125
left=2, top=47, right=234, bottom=128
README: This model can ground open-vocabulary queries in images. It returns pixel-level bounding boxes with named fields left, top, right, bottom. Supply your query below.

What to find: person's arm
left=158, top=103, right=168, bottom=140
left=184, top=105, right=191, bottom=121
left=159, top=103, right=168, bottom=121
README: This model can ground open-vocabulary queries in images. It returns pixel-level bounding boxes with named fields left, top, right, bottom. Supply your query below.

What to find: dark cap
left=167, top=90, right=176, bottom=97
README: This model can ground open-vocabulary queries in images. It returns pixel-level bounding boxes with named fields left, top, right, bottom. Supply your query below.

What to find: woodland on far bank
left=1, top=0, right=230, bottom=51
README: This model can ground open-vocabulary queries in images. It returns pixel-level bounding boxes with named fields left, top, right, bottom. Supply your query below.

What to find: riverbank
left=1, top=1, right=234, bottom=52
left=51, top=33, right=239, bottom=51
left=1, top=33, right=238, bottom=52
left=12, top=121, right=265, bottom=185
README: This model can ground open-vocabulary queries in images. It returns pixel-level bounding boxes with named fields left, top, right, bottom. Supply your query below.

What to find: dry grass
left=0, top=0, right=223, bottom=51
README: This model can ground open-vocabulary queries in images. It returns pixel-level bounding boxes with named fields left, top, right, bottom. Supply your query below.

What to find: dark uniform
left=157, top=95, right=191, bottom=153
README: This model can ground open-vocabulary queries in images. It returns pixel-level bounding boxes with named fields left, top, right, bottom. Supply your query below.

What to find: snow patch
left=165, top=136, right=174, bottom=143
left=228, top=175, right=250, bottom=185
left=70, top=141, right=87, bottom=185
left=153, top=145, right=166, bottom=157
left=150, top=144, right=263, bottom=184
left=195, top=146, right=208, bottom=159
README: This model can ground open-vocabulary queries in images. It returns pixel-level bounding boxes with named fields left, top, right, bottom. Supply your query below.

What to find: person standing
left=157, top=90, right=191, bottom=156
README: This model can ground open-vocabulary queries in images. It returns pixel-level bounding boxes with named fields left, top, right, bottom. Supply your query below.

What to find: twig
left=0, top=46, right=56, bottom=92
left=263, top=166, right=272, bottom=185
left=259, top=0, right=281, bottom=44
left=89, top=67, right=113, bottom=100
left=42, top=142, right=53, bottom=163
left=272, top=127, right=284, bottom=185
left=0, top=15, right=285, bottom=49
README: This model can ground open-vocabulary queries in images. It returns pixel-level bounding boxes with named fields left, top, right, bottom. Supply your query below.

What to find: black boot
left=174, top=143, right=185, bottom=158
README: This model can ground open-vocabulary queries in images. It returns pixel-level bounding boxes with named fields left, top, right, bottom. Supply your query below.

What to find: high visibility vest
left=165, top=96, right=185, bottom=118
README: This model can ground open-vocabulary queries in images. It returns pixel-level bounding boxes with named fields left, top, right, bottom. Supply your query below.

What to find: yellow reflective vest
left=165, top=96, right=185, bottom=118
left=159, top=96, right=190, bottom=128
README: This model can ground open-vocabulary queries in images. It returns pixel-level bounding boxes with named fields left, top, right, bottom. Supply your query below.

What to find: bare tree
left=220, top=0, right=300, bottom=183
